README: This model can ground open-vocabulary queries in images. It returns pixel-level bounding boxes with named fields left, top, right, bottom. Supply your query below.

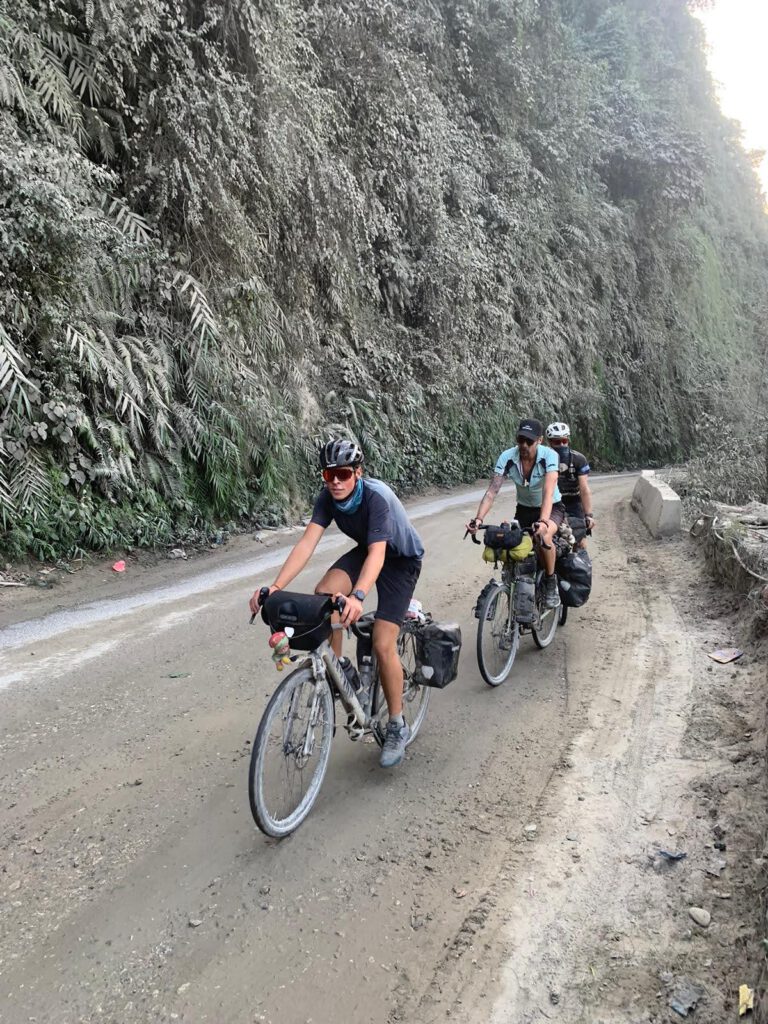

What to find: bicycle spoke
left=250, top=669, right=334, bottom=836
left=477, top=583, right=519, bottom=685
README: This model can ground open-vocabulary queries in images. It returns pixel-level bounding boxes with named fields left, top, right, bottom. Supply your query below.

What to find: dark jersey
left=557, top=448, right=590, bottom=508
left=310, top=478, right=424, bottom=560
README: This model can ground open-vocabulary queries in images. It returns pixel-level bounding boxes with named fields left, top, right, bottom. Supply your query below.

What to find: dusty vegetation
left=1, top=0, right=767, bottom=558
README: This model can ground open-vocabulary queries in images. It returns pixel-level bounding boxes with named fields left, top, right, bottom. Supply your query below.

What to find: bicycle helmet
left=319, top=438, right=363, bottom=469
left=546, top=421, right=570, bottom=440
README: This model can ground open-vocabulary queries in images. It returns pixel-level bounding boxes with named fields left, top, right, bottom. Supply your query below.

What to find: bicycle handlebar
left=464, top=521, right=552, bottom=551
left=250, top=588, right=346, bottom=625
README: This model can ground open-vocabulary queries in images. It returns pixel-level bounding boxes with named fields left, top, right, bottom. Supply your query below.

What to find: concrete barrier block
left=631, top=474, right=681, bottom=538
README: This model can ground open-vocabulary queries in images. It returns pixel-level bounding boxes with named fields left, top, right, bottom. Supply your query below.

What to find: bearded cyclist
left=249, top=439, right=424, bottom=769
left=545, top=421, right=594, bottom=548
left=466, top=418, right=564, bottom=609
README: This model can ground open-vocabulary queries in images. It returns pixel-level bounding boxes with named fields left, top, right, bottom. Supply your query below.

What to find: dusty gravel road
left=1, top=475, right=764, bottom=1024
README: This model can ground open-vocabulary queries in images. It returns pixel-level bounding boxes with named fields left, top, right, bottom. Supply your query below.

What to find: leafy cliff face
left=1, top=0, right=766, bottom=556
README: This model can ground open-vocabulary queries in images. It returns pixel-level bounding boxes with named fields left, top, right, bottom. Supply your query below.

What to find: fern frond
left=28, top=45, right=84, bottom=137
left=173, top=272, right=221, bottom=363
left=0, top=450, right=16, bottom=526
left=0, top=323, right=33, bottom=417
left=108, top=198, right=151, bottom=245
left=0, top=56, right=28, bottom=113
left=12, top=447, right=51, bottom=519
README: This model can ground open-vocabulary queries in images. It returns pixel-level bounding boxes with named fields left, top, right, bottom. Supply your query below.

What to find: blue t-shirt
left=494, top=445, right=562, bottom=508
left=311, top=478, right=424, bottom=560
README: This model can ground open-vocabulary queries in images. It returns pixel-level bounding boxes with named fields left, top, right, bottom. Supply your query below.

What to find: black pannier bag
left=557, top=549, right=592, bottom=608
left=484, top=522, right=524, bottom=550
left=415, top=623, right=462, bottom=688
left=261, top=591, right=334, bottom=650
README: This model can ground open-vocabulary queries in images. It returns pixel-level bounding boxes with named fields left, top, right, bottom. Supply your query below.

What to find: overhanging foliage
left=1, top=0, right=766, bottom=557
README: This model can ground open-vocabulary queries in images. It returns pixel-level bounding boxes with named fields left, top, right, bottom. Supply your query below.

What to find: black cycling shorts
left=563, top=499, right=585, bottom=521
left=325, top=548, right=422, bottom=625
left=515, top=503, right=566, bottom=530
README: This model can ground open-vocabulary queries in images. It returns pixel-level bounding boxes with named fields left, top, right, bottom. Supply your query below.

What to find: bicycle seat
left=350, top=612, right=375, bottom=640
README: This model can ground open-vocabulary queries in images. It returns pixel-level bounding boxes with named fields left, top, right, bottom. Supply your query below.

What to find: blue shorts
left=326, top=548, right=422, bottom=625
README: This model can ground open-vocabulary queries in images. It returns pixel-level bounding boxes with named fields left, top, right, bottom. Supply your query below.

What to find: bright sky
left=694, top=1, right=768, bottom=193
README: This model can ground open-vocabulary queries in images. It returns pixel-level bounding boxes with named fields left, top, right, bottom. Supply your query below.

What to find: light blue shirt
left=494, top=445, right=562, bottom=508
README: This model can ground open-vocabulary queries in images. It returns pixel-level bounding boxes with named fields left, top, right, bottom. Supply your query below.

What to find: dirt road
left=1, top=476, right=764, bottom=1024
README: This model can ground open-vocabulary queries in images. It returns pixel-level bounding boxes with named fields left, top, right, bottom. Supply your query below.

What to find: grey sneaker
left=379, top=719, right=411, bottom=768
left=544, top=574, right=561, bottom=609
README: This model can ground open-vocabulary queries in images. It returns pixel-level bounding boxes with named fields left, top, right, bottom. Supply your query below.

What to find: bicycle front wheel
left=476, top=581, right=519, bottom=686
left=372, top=626, right=431, bottom=746
left=532, top=574, right=560, bottom=649
left=248, top=667, right=334, bottom=838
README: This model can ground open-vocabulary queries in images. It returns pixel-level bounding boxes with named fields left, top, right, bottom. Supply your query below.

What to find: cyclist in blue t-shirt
left=250, top=439, right=424, bottom=769
left=466, top=418, right=564, bottom=609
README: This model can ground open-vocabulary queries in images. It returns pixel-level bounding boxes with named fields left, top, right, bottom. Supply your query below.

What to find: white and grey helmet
left=545, top=421, right=570, bottom=440
left=319, top=438, right=363, bottom=469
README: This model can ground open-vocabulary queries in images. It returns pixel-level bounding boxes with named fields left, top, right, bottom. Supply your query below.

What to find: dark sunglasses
left=322, top=466, right=356, bottom=483
left=516, top=436, right=536, bottom=446
left=549, top=437, right=569, bottom=446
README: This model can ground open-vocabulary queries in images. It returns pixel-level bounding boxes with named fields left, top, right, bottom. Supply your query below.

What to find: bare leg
left=315, top=568, right=353, bottom=658
left=372, top=619, right=403, bottom=718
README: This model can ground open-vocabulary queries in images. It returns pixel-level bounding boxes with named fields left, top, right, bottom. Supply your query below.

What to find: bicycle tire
left=558, top=603, right=568, bottom=627
left=531, top=573, right=559, bottom=649
left=476, top=581, right=519, bottom=686
left=248, top=666, right=334, bottom=838
left=371, top=626, right=431, bottom=746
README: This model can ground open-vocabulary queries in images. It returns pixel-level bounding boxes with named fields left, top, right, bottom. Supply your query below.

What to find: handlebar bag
left=261, top=591, right=334, bottom=650
left=484, top=522, right=523, bottom=550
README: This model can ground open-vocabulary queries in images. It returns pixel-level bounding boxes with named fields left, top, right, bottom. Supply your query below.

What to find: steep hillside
left=1, top=0, right=766, bottom=556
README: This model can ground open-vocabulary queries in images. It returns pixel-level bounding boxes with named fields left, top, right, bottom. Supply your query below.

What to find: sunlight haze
left=694, top=0, right=768, bottom=192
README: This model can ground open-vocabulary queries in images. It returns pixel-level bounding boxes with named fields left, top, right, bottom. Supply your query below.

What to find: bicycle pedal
left=345, top=712, right=365, bottom=741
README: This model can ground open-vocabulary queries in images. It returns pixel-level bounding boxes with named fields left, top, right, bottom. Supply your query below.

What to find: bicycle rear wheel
left=476, top=581, right=519, bottom=686
left=558, top=602, right=568, bottom=627
left=532, top=573, right=559, bottom=649
left=249, top=666, right=334, bottom=838
left=372, top=626, right=431, bottom=745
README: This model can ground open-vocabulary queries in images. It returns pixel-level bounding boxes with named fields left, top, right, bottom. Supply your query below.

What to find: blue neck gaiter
left=334, top=478, right=364, bottom=514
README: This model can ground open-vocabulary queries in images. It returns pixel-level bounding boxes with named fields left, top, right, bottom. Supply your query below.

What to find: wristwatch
left=351, top=588, right=366, bottom=602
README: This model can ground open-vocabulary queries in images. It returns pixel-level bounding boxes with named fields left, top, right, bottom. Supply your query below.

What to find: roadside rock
left=688, top=907, right=711, bottom=928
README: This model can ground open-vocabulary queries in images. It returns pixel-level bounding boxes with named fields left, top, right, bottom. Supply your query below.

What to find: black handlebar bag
left=484, top=522, right=524, bottom=551
left=261, top=592, right=334, bottom=650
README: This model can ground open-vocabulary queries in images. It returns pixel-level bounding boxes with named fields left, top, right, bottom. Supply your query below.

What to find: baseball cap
left=517, top=418, right=543, bottom=441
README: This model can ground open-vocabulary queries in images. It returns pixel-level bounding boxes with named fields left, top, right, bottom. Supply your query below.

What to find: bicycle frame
left=290, top=641, right=377, bottom=737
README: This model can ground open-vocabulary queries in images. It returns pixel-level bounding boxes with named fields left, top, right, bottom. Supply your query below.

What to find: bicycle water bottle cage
left=261, top=591, right=334, bottom=651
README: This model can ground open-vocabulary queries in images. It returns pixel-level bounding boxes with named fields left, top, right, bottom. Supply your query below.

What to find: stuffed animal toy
left=268, top=631, right=291, bottom=671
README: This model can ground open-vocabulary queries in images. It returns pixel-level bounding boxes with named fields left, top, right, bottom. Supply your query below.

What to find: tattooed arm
left=467, top=474, right=504, bottom=531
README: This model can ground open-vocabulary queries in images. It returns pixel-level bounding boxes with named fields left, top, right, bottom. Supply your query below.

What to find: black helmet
left=319, top=438, right=363, bottom=469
